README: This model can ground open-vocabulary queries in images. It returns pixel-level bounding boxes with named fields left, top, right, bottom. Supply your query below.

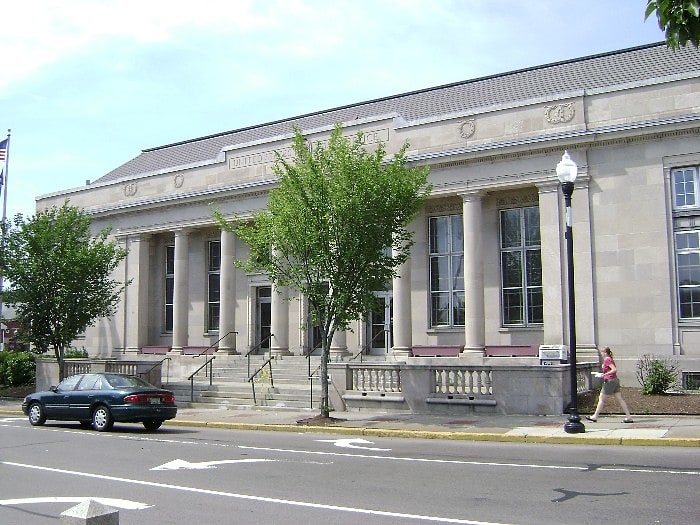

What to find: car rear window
left=104, top=374, right=154, bottom=389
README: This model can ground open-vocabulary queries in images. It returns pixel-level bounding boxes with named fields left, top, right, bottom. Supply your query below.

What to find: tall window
left=672, top=167, right=699, bottom=209
left=672, top=165, right=700, bottom=319
left=208, top=240, right=221, bottom=331
left=500, top=207, right=542, bottom=326
left=676, top=231, right=700, bottom=319
left=429, top=215, right=464, bottom=327
left=164, top=245, right=174, bottom=332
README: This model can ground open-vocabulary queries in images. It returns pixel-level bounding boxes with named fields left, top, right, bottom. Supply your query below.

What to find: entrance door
left=256, top=286, right=272, bottom=352
left=306, top=313, right=323, bottom=356
left=367, top=293, right=393, bottom=355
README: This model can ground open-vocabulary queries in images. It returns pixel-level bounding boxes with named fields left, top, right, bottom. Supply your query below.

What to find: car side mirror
left=50, top=386, right=58, bottom=393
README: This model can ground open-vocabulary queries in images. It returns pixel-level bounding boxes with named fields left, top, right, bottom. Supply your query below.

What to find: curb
left=3, top=410, right=699, bottom=447
left=167, top=419, right=700, bottom=447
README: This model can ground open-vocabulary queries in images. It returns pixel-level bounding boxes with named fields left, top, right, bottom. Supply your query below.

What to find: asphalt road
left=1, top=416, right=699, bottom=524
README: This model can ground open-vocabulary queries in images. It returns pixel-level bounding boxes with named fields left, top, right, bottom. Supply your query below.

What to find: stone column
left=218, top=229, right=237, bottom=354
left=124, top=234, right=150, bottom=354
left=461, top=191, right=485, bottom=355
left=270, top=284, right=290, bottom=356
left=571, top=173, right=597, bottom=361
left=172, top=229, right=189, bottom=353
left=330, top=329, right=348, bottom=361
left=537, top=181, right=565, bottom=345
left=392, top=249, right=412, bottom=358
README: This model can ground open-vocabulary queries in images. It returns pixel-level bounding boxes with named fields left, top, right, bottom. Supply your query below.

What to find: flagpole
left=0, top=129, right=10, bottom=347
left=1, top=129, right=9, bottom=224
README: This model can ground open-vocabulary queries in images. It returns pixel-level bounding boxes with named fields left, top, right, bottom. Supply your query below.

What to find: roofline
left=143, top=41, right=667, bottom=154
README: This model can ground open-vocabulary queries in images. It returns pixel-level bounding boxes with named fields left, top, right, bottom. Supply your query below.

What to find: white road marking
left=237, top=445, right=700, bottom=475
left=0, top=417, right=25, bottom=422
left=1, top=460, right=511, bottom=525
left=0, top=496, right=151, bottom=509
left=151, top=458, right=277, bottom=470
left=316, top=438, right=391, bottom=451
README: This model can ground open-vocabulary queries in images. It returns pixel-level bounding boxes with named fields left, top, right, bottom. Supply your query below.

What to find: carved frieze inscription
left=228, top=127, right=390, bottom=171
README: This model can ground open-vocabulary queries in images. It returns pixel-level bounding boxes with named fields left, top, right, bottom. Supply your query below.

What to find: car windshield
left=103, top=374, right=155, bottom=389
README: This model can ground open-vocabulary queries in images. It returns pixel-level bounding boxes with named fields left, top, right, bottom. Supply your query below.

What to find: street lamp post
left=557, top=151, right=585, bottom=434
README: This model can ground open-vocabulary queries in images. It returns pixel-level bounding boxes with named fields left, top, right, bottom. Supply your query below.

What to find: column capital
left=457, top=189, right=483, bottom=202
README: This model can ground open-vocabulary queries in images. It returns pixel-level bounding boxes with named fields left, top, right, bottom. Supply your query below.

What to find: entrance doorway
left=256, top=286, right=272, bottom=351
left=367, top=293, right=392, bottom=355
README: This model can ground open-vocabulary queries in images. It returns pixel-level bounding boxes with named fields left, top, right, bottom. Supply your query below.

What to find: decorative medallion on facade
left=123, top=182, right=137, bottom=197
left=459, top=119, right=476, bottom=139
left=174, top=174, right=184, bottom=188
left=544, top=103, right=575, bottom=124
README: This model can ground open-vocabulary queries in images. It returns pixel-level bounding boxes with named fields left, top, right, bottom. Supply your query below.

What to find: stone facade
left=37, top=43, right=700, bottom=387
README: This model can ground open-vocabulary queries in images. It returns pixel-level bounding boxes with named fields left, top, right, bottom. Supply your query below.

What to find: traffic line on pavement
left=1, top=460, right=513, bottom=525
left=0, top=496, right=151, bottom=509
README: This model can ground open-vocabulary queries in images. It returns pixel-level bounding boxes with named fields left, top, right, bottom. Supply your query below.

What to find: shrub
left=0, top=351, right=36, bottom=386
left=64, top=347, right=89, bottom=359
left=636, top=354, right=680, bottom=395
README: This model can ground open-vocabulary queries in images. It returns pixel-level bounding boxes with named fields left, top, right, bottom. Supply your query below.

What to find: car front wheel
left=143, top=420, right=163, bottom=431
left=92, top=405, right=113, bottom=432
left=28, top=403, right=46, bottom=426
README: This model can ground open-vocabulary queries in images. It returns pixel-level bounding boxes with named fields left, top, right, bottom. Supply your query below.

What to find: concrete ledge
left=141, top=346, right=170, bottom=354
left=344, top=393, right=405, bottom=403
left=484, top=345, right=538, bottom=357
left=411, top=345, right=463, bottom=357
left=426, top=396, right=497, bottom=406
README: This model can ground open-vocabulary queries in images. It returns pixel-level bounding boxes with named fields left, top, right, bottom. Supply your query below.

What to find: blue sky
left=1, top=0, right=665, bottom=220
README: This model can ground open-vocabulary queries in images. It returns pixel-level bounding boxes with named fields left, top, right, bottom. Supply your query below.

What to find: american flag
left=0, top=137, right=7, bottom=161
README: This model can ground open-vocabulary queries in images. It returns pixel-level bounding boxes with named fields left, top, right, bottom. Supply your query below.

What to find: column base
left=329, top=348, right=350, bottom=361
left=270, top=347, right=291, bottom=358
left=461, top=346, right=485, bottom=356
left=391, top=347, right=412, bottom=359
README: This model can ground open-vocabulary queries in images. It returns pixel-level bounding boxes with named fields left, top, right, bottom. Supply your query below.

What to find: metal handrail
left=142, top=356, right=171, bottom=384
left=246, top=333, right=274, bottom=377
left=307, top=362, right=322, bottom=409
left=194, top=330, right=238, bottom=357
left=187, top=355, right=216, bottom=402
left=304, top=340, right=322, bottom=377
left=350, top=329, right=389, bottom=362
left=248, top=356, right=275, bottom=405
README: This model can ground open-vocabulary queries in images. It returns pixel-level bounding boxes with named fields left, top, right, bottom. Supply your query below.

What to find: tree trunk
left=320, top=339, right=330, bottom=418
left=55, top=346, right=66, bottom=382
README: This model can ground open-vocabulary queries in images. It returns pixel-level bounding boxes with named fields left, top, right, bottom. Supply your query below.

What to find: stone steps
left=168, top=354, right=326, bottom=411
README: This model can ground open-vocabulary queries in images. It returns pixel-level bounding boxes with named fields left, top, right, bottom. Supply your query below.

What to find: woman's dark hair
left=603, top=347, right=613, bottom=357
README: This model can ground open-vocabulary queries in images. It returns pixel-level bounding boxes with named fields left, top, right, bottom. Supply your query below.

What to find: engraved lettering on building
left=228, top=128, right=390, bottom=170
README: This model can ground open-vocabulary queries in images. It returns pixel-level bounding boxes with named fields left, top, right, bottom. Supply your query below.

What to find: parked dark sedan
left=22, top=373, right=177, bottom=431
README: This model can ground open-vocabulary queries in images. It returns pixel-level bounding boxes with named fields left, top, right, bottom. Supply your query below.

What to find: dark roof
left=95, top=43, right=700, bottom=184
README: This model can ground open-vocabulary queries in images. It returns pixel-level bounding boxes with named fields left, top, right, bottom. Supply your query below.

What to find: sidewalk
left=2, top=398, right=698, bottom=446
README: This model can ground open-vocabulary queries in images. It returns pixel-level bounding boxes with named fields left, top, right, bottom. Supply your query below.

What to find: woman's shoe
left=585, top=415, right=597, bottom=422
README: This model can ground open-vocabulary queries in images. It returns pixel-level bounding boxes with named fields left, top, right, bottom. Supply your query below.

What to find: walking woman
left=586, top=347, right=633, bottom=423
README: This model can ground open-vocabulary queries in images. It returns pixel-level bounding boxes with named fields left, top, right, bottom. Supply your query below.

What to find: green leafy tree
left=215, top=124, right=430, bottom=418
left=646, top=0, right=700, bottom=48
left=0, top=203, right=129, bottom=380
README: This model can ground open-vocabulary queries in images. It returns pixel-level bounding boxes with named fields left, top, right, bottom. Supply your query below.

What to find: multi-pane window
left=429, top=215, right=464, bottom=327
left=672, top=167, right=699, bottom=209
left=164, top=245, right=174, bottom=332
left=208, top=240, right=221, bottom=332
left=499, top=207, right=543, bottom=326
left=676, top=231, right=700, bottom=319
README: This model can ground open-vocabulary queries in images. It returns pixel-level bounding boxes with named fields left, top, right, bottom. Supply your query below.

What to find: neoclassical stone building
left=37, top=43, right=700, bottom=386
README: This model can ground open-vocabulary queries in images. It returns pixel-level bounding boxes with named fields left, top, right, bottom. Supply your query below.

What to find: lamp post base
left=564, top=412, right=586, bottom=434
